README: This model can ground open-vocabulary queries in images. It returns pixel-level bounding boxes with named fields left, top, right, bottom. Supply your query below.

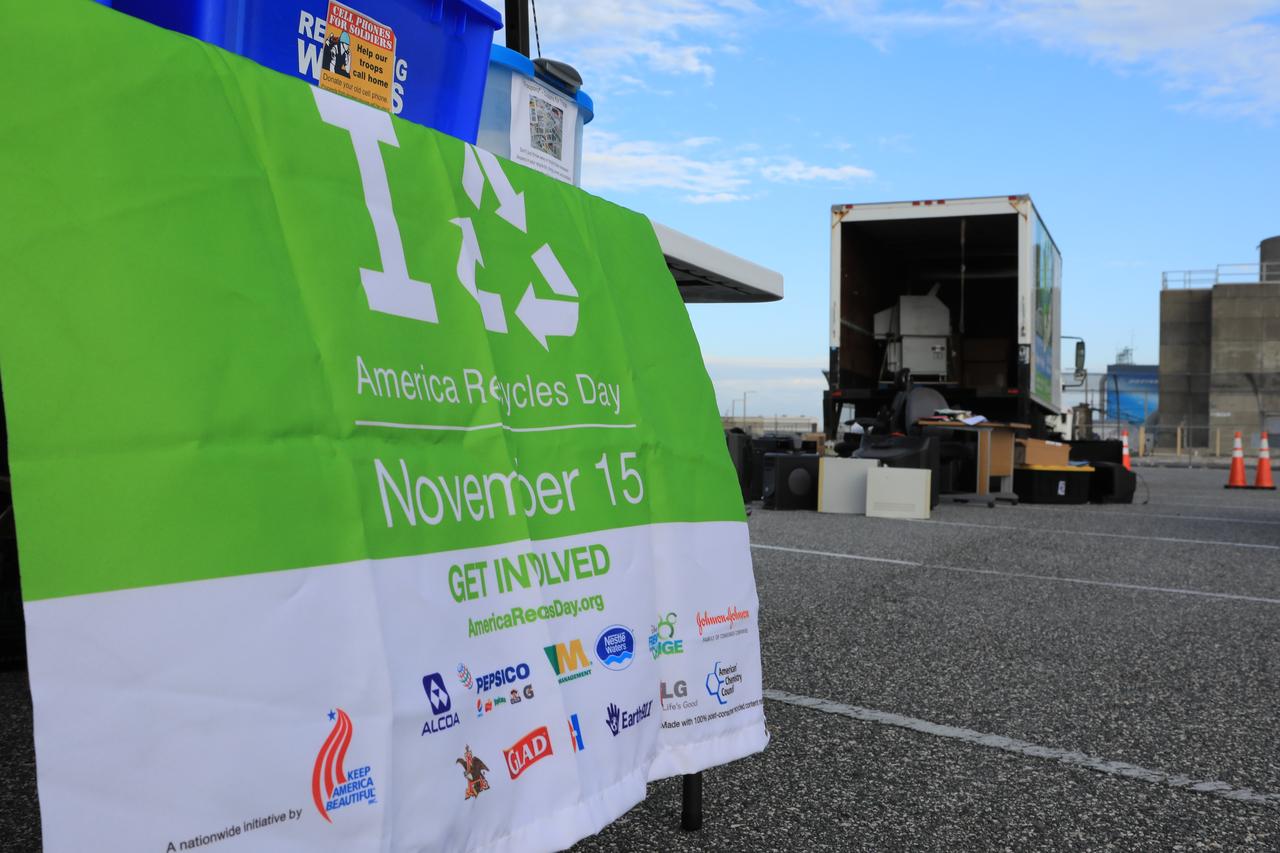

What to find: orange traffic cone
left=1225, top=431, right=1249, bottom=489
left=1253, top=432, right=1276, bottom=490
left=1121, top=430, right=1132, bottom=471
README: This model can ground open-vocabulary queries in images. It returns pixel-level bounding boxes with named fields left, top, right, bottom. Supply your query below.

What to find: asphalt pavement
left=575, top=466, right=1280, bottom=851
left=3, top=467, right=1278, bottom=850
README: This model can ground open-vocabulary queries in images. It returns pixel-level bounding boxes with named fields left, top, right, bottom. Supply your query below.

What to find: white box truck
left=826, top=194, right=1076, bottom=437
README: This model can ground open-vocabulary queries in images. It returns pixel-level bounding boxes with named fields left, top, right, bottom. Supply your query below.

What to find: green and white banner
left=0, top=4, right=766, bottom=851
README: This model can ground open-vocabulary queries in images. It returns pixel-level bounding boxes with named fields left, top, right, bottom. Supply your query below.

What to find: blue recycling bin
left=105, top=0, right=502, bottom=142
left=477, top=45, right=594, bottom=186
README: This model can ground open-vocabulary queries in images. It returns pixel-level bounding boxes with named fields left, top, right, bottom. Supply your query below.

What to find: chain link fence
left=1064, top=369, right=1279, bottom=462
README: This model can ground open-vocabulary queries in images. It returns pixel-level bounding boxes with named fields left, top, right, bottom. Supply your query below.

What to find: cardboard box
left=801, top=432, right=827, bottom=456
left=1015, top=437, right=1070, bottom=467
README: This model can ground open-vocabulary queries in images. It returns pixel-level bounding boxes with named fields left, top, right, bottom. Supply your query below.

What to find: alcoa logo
left=314, top=88, right=579, bottom=350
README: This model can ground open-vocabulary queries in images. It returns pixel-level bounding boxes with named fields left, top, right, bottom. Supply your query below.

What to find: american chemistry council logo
left=312, top=709, right=378, bottom=822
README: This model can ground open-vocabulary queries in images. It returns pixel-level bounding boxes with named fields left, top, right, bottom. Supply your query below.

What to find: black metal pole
left=504, top=0, right=530, bottom=56
left=680, top=772, right=703, bottom=831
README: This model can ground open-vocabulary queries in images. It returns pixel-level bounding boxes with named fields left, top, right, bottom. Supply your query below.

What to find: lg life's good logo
left=314, top=89, right=581, bottom=350
left=545, top=638, right=593, bottom=684
left=595, top=625, right=636, bottom=671
left=604, top=700, right=653, bottom=737
left=650, top=611, right=685, bottom=658
left=706, top=661, right=743, bottom=706
left=567, top=714, right=585, bottom=752
left=456, top=745, right=490, bottom=800
left=696, top=605, right=751, bottom=642
left=312, top=709, right=378, bottom=822
left=421, top=672, right=460, bottom=736
left=661, top=680, right=697, bottom=712
left=503, top=726, right=553, bottom=780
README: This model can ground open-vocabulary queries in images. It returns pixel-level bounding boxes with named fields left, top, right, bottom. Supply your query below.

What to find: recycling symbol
left=451, top=144, right=579, bottom=350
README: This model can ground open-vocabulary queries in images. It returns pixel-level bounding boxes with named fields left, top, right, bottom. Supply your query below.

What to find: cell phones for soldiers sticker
left=319, top=1, right=395, bottom=111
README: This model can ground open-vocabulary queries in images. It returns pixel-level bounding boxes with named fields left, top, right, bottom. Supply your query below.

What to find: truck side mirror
left=1074, top=341, right=1086, bottom=372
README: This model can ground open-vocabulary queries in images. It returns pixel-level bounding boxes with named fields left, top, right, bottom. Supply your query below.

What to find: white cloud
left=583, top=133, right=874, bottom=202
left=582, top=131, right=753, bottom=197
left=761, top=158, right=875, bottom=183
left=686, top=192, right=753, bottom=204
left=800, top=0, right=1280, bottom=118
left=529, top=1, right=759, bottom=86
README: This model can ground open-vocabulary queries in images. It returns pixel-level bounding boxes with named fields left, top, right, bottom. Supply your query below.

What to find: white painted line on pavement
left=915, top=518, right=1280, bottom=551
left=1154, top=498, right=1279, bottom=512
left=1018, top=505, right=1280, bottom=527
left=762, top=688, right=1280, bottom=810
left=750, top=543, right=1280, bottom=606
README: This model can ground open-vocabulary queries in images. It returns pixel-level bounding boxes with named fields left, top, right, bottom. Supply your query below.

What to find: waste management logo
left=312, top=709, right=378, bottom=822
left=314, top=89, right=581, bottom=350
left=545, top=638, right=593, bottom=684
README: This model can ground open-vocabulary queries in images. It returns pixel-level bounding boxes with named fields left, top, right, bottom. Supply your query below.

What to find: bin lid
left=460, top=0, right=504, bottom=31
left=489, top=44, right=593, bottom=123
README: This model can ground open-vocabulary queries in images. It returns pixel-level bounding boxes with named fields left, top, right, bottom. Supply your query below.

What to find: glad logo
left=503, top=726, right=553, bottom=780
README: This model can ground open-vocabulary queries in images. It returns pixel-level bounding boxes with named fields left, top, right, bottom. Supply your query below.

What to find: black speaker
left=724, top=430, right=752, bottom=502
left=1088, top=460, right=1136, bottom=504
left=748, top=436, right=795, bottom=502
left=762, top=453, right=820, bottom=510
left=1069, top=439, right=1123, bottom=466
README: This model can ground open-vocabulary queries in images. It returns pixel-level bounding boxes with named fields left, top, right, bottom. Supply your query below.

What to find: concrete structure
left=1158, top=289, right=1212, bottom=440
left=1159, top=242, right=1280, bottom=448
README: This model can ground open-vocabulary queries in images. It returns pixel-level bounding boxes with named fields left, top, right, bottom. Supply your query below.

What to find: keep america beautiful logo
left=312, top=709, right=378, bottom=822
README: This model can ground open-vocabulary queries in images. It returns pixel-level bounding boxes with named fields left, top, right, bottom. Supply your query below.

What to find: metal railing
left=1072, top=421, right=1277, bottom=462
left=1162, top=262, right=1280, bottom=289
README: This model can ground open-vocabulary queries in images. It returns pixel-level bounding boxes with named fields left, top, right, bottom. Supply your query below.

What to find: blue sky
left=533, top=1, right=1280, bottom=418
